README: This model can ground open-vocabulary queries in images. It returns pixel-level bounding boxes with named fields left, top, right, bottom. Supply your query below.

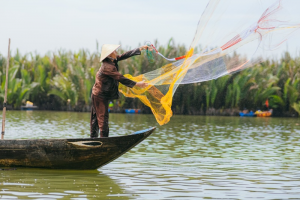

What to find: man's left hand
left=140, top=45, right=153, bottom=51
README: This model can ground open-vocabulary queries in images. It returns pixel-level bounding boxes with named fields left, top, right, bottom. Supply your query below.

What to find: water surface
left=1, top=111, right=300, bottom=199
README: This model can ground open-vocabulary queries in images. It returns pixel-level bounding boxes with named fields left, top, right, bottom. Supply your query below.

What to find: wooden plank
left=1, top=39, right=10, bottom=140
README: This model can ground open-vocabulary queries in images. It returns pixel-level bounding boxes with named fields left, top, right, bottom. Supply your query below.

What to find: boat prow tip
left=133, top=127, right=156, bottom=135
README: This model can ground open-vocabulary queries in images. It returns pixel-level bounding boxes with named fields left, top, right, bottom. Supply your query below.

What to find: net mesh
left=119, top=0, right=300, bottom=125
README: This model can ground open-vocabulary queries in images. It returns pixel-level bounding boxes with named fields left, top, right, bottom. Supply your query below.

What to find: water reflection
left=0, top=169, right=128, bottom=199
left=1, top=111, right=300, bottom=199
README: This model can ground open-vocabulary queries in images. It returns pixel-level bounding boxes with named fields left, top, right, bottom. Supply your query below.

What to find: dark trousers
left=90, top=94, right=109, bottom=138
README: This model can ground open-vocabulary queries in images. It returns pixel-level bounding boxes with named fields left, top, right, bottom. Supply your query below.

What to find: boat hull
left=239, top=112, right=255, bottom=117
left=0, top=127, right=155, bottom=170
left=256, top=111, right=272, bottom=117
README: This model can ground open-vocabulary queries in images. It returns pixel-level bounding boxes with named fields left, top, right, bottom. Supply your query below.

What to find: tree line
left=0, top=39, right=299, bottom=117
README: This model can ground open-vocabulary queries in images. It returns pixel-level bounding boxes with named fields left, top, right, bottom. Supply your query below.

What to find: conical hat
left=100, top=44, right=120, bottom=62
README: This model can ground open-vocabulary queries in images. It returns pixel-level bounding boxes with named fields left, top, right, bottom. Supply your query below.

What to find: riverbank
left=2, top=105, right=298, bottom=117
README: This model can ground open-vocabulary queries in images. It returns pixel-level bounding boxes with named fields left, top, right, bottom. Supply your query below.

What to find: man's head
left=109, top=50, right=118, bottom=60
left=100, top=44, right=120, bottom=62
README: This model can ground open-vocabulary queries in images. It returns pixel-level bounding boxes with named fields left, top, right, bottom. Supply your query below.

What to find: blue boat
left=125, top=109, right=141, bottom=114
left=239, top=111, right=255, bottom=117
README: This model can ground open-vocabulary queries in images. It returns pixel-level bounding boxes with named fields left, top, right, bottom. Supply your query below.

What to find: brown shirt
left=92, top=48, right=141, bottom=100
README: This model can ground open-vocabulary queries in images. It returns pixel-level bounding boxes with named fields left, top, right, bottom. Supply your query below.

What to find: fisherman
left=90, top=44, right=149, bottom=138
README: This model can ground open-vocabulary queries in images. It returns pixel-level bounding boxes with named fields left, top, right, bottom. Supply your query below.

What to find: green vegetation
left=0, top=39, right=299, bottom=117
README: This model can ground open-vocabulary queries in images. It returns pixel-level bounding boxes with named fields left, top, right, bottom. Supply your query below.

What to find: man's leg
left=93, top=95, right=109, bottom=137
left=101, top=100, right=109, bottom=137
left=90, top=95, right=99, bottom=138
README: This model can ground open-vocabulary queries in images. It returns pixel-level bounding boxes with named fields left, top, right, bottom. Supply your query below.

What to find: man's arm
left=102, top=64, right=136, bottom=88
left=117, top=45, right=152, bottom=61
left=117, top=48, right=141, bottom=62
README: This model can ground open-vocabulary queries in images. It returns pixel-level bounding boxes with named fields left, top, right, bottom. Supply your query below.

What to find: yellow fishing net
left=119, top=0, right=300, bottom=125
left=120, top=49, right=194, bottom=125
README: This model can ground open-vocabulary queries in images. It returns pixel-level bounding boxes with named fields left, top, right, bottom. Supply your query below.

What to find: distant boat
left=239, top=111, right=255, bottom=117
left=21, top=101, right=38, bottom=111
left=255, top=109, right=273, bottom=117
left=125, top=109, right=141, bottom=114
left=0, top=127, right=155, bottom=169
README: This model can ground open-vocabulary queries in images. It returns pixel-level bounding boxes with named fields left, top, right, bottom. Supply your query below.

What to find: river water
left=0, top=111, right=300, bottom=199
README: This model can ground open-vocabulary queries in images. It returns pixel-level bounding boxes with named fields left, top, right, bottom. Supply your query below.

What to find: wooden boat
left=0, top=127, right=155, bottom=170
left=21, top=105, right=38, bottom=111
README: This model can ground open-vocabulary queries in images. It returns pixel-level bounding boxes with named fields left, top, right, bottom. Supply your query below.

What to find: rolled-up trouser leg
left=91, top=94, right=109, bottom=137
left=90, top=97, right=99, bottom=138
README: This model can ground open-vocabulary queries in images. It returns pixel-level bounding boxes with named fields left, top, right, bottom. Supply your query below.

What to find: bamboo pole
left=1, top=39, right=11, bottom=140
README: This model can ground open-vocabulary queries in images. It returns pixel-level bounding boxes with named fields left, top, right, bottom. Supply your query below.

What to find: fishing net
left=119, top=0, right=300, bottom=125
left=145, top=41, right=156, bottom=63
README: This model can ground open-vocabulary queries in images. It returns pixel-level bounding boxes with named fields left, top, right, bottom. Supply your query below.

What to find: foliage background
left=0, top=39, right=299, bottom=116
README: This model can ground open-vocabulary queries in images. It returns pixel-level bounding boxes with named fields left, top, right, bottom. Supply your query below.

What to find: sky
left=1, top=0, right=300, bottom=58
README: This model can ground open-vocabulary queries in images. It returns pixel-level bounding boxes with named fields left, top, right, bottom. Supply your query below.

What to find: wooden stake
left=2, top=39, right=11, bottom=140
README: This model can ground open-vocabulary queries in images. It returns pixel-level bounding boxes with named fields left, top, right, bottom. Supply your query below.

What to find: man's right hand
left=135, top=81, right=149, bottom=88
